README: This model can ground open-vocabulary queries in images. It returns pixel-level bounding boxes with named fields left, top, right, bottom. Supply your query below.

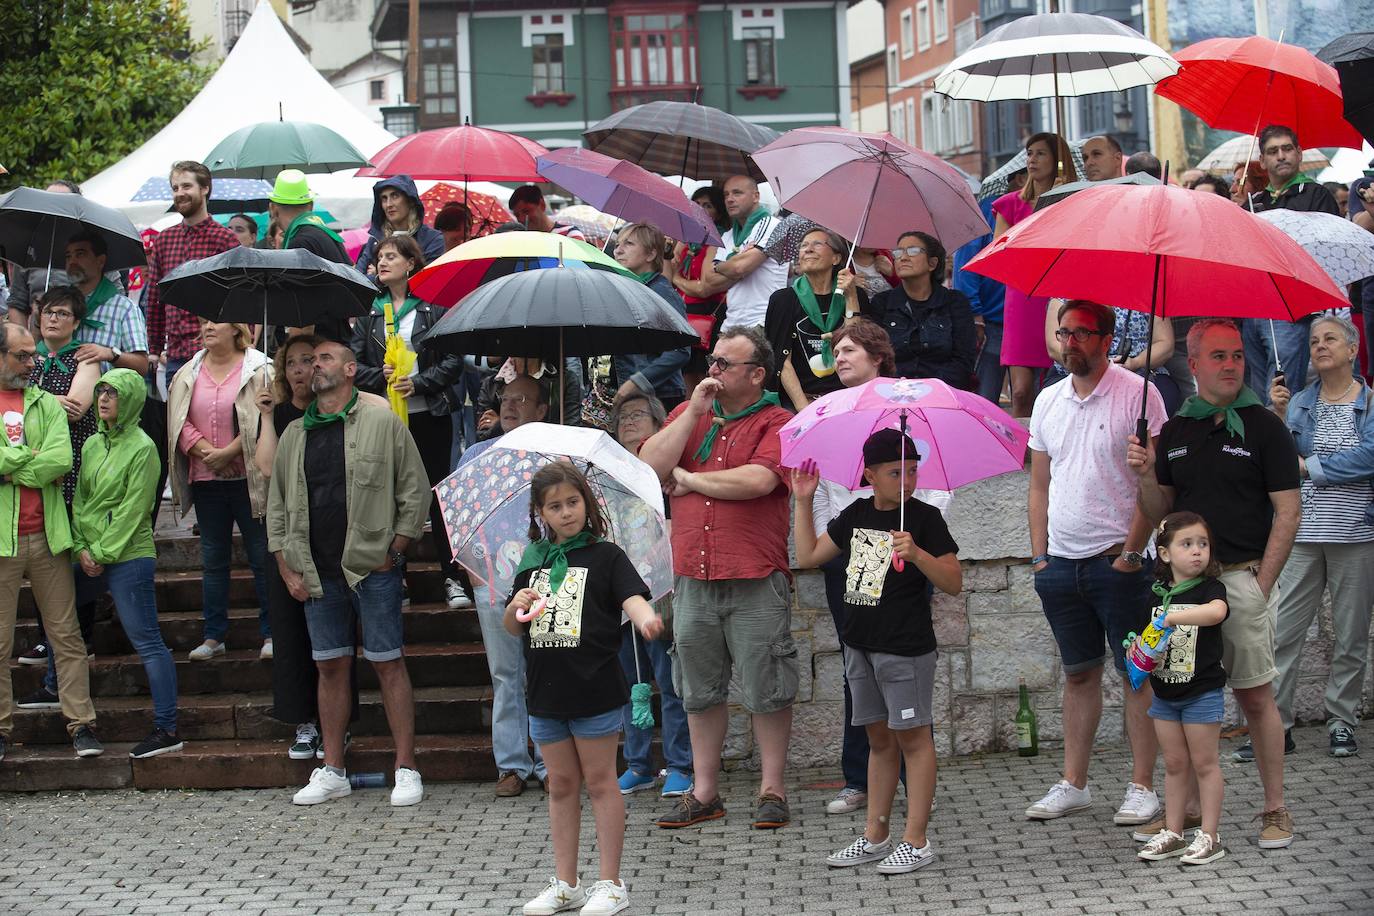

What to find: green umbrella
left=205, top=119, right=372, bottom=178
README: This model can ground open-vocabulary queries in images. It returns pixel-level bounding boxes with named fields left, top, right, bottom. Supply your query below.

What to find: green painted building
left=372, top=1, right=852, bottom=147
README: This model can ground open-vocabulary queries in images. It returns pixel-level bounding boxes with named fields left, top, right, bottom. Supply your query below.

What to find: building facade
left=847, top=0, right=888, bottom=133
left=370, top=1, right=852, bottom=146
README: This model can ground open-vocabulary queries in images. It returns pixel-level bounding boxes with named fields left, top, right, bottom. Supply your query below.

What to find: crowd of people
left=0, top=122, right=1370, bottom=915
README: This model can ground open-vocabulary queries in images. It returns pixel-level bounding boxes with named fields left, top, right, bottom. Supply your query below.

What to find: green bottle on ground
left=1015, top=678, right=1038, bottom=757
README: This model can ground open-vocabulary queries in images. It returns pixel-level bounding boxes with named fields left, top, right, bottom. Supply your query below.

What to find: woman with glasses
left=764, top=228, right=870, bottom=411
left=868, top=231, right=977, bottom=391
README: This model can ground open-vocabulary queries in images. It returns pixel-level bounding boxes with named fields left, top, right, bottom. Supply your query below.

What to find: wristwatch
left=389, top=549, right=407, bottom=568
left=1120, top=550, right=1145, bottom=567
left=110, top=346, right=123, bottom=360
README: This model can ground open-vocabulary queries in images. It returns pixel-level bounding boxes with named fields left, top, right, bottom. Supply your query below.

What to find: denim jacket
left=1284, top=378, right=1374, bottom=525
left=613, top=273, right=689, bottom=400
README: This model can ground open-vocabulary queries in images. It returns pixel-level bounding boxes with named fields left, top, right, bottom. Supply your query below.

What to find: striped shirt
left=1297, top=400, right=1374, bottom=543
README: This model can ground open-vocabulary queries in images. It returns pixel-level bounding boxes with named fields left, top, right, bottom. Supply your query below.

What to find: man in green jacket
left=0, top=324, right=101, bottom=761
left=268, top=340, right=429, bottom=808
left=73, top=368, right=181, bottom=759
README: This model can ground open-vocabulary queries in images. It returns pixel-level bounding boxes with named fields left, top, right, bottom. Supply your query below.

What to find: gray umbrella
left=0, top=187, right=146, bottom=270
left=584, top=101, right=779, bottom=182
left=1033, top=171, right=1161, bottom=210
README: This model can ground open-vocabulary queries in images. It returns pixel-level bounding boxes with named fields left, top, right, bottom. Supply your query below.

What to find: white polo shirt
left=1028, top=362, right=1167, bottom=559
left=714, top=212, right=787, bottom=329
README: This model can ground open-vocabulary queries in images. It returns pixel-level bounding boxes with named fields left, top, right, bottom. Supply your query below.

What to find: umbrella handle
left=516, top=596, right=548, bottom=623
left=891, top=554, right=905, bottom=572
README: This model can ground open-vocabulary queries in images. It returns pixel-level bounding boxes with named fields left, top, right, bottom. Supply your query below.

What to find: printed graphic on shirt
left=844, top=527, right=893, bottom=606
left=527, top=566, right=588, bottom=649
left=1156, top=616, right=1199, bottom=685
left=3, top=410, right=24, bottom=447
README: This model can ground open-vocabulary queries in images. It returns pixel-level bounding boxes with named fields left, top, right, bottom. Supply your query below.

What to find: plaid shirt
left=145, top=218, right=239, bottom=360
left=75, top=288, right=148, bottom=373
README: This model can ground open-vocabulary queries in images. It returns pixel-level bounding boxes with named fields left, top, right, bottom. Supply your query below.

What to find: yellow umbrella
left=382, top=299, right=417, bottom=425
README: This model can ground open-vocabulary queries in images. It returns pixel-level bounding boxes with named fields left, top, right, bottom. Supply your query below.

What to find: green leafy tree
left=0, top=0, right=210, bottom=188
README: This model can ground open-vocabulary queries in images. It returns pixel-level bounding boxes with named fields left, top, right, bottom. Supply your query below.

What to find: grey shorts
left=669, top=572, right=798, bottom=714
left=846, top=648, right=937, bottom=731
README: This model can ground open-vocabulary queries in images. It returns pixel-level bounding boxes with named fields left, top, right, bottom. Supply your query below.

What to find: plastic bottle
left=1015, top=678, right=1038, bottom=757
left=349, top=772, right=387, bottom=788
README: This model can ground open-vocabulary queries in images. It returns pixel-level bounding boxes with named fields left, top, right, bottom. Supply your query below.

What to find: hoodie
left=355, top=175, right=446, bottom=274
left=72, top=368, right=158, bottom=566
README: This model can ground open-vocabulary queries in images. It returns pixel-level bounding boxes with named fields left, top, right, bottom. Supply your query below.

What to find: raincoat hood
left=97, top=367, right=146, bottom=435
left=369, top=175, right=427, bottom=239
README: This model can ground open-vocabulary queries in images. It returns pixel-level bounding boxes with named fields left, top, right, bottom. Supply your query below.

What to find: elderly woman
left=869, top=230, right=977, bottom=391
left=608, top=390, right=694, bottom=798
left=613, top=222, right=690, bottom=410
left=1264, top=315, right=1374, bottom=760
left=764, top=227, right=869, bottom=411
left=169, top=320, right=273, bottom=660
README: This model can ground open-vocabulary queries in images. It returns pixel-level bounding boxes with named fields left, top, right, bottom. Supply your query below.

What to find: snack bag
left=1124, top=614, right=1174, bottom=691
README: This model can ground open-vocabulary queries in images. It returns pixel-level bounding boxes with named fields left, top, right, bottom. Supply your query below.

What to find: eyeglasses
left=892, top=245, right=927, bottom=259
left=706, top=356, right=761, bottom=372
left=4, top=350, right=37, bottom=363
left=1053, top=327, right=1108, bottom=343
left=499, top=394, right=534, bottom=407
left=798, top=240, right=835, bottom=253
left=41, top=309, right=75, bottom=320
left=96, top=385, right=118, bottom=399
left=617, top=409, right=652, bottom=424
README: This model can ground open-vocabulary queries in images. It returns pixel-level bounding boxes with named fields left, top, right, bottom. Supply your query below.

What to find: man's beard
left=1063, top=352, right=1094, bottom=377
left=66, top=266, right=89, bottom=285
left=311, top=370, right=342, bottom=394
left=0, top=369, right=30, bottom=389
left=174, top=195, right=201, bottom=215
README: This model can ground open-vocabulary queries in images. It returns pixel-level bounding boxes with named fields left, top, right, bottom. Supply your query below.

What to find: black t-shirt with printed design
left=1148, top=577, right=1229, bottom=701
left=826, top=496, right=958, bottom=656
left=508, top=540, right=651, bottom=720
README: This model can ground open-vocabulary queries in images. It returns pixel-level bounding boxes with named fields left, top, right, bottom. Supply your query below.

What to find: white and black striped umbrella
left=934, top=12, right=1178, bottom=103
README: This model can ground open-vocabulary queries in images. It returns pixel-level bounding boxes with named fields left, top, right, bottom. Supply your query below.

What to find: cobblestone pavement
left=2, top=725, right=1371, bottom=916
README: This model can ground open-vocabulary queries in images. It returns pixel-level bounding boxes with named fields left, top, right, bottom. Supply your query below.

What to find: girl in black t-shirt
left=1138, top=511, right=1230, bottom=867
left=504, top=462, right=663, bottom=916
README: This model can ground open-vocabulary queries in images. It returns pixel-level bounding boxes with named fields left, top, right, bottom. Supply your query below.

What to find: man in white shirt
left=1025, top=300, right=1167, bottom=829
left=669, top=175, right=786, bottom=330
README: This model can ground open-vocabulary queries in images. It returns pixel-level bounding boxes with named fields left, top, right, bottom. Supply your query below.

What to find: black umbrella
left=157, top=247, right=376, bottom=328
left=1317, top=32, right=1374, bottom=147
left=583, top=100, right=779, bottom=182
left=1033, top=172, right=1161, bottom=211
left=0, top=187, right=146, bottom=271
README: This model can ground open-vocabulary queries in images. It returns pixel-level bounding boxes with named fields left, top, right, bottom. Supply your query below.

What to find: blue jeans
left=474, top=583, right=545, bottom=780
left=1032, top=554, right=1152, bottom=674
left=304, top=567, right=405, bottom=662
left=822, top=557, right=870, bottom=791
left=974, top=320, right=1005, bottom=405
left=1244, top=317, right=1311, bottom=405
left=618, top=621, right=692, bottom=775
left=191, top=479, right=270, bottom=642
left=107, top=557, right=178, bottom=732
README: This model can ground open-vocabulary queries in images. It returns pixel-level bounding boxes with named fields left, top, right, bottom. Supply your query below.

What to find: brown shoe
left=655, top=792, right=726, bottom=828
left=1132, top=809, right=1202, bottom=842
left=1258, top=806, right=1294, bottom=849
left=753, top=793, right=790, bottom=829
left=494, top=771, right=526, bottom=797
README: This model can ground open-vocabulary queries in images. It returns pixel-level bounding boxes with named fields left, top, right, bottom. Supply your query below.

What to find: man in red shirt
left=140, top=161, right=239, bottom=523
left=639, top=326, right=797, bottom=830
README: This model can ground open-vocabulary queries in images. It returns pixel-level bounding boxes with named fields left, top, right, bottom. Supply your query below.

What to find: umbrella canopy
left=934, top=12, right=1177, bottom=102
left=157, top=246, right=376, bottom=326
left=1255, top=208, right=1374, bottom=287
left=779, top=377, right=1029, bottom=492
left=419, top=183, right=512, bottom=237
left=964, top=181, right=1350, bottom=320
left=1193, top=134, right=1331, bottom=173
left=751, top=127, right=986, bottom=253
left=1033, top=172, right=1160, bottom=211
left=1318, top=32, right=1374, bottom=147
left=410, top=230, right=634, bottom=308
left=425, top=267, right=699, bottom=359
left=583, top=101, right=779, bottom=182
left=357, top=124, right=548, bottom=182
left=131, top=176, right=274, bottom=216
left=536, top=147, right=722, bottom=247
left=763, top=212, right=826, bottom=264
left=556, top=205, right=619, bottom=243
left=205, top=120, right=373, bottom=178
left=435, top=422, right=672, bottom=602
left=0, top=187, right=145, bottom=270
left=1155, top=36, right=1364, bottom=150
left=978, top=139, right=1087, bottom=200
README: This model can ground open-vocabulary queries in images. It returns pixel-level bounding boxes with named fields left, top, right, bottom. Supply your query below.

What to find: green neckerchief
left=282, top=211, right=345, bottom=250
left=1151, top=576, right=1204, bottom=615
left=302, top=389, right=359, bottom=431
left=1176, top=387, right=1263, bottom=441
left=793, top=274, right=845, bottom=367
left=692, top=391, right=781, bottom=463
left=1265, top=172, right=1315, bottom=196
left=726, top=206, right=770, bottom=258
left=35, top=339, right=78, bottom=376
left=373, top=294, right=421, bottom=336
left=79, top=278, right=115, bottom=330
left=515, top=531, right=601, bottom=598
left=635, top=271, right=658, bottom=285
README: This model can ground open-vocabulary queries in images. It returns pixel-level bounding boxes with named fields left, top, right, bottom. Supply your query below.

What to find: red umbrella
left=420, top=183, right=512, bottom=237
left=1154, top=36, right=1363, bottom=149
left=356, top=123, right=549, bottom=181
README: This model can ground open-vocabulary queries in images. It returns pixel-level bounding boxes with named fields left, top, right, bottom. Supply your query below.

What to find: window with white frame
left=531, top=33, right=566, bottom=93
left=890, top=104, right=905, bottom=141
left=900, top=10, right=913, bottom=58
left=905, top=98, right=916, bottom=149
left=954, top=15, right=977, bottom=55
left=369, top=78, right=386, bottom=102
left=953, top=99, right=973, bottom=149
left=916, top=1, right=931, bottom=51
left=886, top=45, right=899, bottom=87
left=920, top=93, right=938, bottom=152
left=934, top=0, right=948, bottom=43
left=742, top=26, right=776, bottom=85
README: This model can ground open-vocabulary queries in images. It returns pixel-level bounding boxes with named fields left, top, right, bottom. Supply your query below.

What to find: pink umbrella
left=342, top=225, right=371, bottom=263
left=750, top=127, right=987, bottom=264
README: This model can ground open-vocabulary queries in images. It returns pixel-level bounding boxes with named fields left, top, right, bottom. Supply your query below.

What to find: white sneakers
left=446, top=578, right=474, bottom=609
left=825, top=786, right=868, bottom=815
left=1113, top=782, right=1161, bottom=826
left=259, top=639, right=273, bottom=660
left=188, top=640, right=225, bottom=661
left=522, top=877, right=628, bottom=915
left=1025, top=780, right=1093, bottom=819
left=391, top=767, right=423, bottom=807
left=291, top=766, right=424, bottom=807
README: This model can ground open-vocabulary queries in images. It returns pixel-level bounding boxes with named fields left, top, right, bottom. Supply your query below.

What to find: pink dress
left=991, top=191, right=1052, bottom=368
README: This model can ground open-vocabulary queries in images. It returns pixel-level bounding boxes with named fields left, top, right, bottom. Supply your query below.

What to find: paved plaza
left=1, top=725, right=1371, bottom=916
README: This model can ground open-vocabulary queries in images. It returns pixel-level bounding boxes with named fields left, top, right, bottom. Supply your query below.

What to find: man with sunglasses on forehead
left=640, top=326, right=798, bottom=831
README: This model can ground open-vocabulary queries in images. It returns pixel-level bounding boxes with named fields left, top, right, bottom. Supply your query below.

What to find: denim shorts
left=1148, top=688, right=1225, bottom=725
left=303, top=566, right=405, bottom=662
left=528, top=707, right=623, bottom=745
left=1032, top=555, right=1152, bottom=674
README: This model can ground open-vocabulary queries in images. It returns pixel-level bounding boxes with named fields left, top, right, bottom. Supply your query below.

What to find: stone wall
left=722, top=467, right=1374, bottom=770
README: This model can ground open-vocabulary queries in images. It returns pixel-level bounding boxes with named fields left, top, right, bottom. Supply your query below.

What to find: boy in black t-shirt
left=794, top=428, right=961, bottom=876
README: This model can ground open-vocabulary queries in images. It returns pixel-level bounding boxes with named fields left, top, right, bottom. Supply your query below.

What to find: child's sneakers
left=580, top=879, right=629, bottom=915
left=876, top=840, right=936, bottom=874
left=826, top=835, right=893, bottom=868
left=523, top=876, right=585, bottom=915
left=1180, top=830, right=1226, bottom=865
left=1137, top=829, right=1189, bottom=860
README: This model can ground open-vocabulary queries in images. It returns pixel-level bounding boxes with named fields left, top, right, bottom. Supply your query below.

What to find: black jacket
left=350, top=300, right=463, bottom=416
left=870, top=283, right=978, bottom=390
left=1248, top=180, right=1341, bottom=215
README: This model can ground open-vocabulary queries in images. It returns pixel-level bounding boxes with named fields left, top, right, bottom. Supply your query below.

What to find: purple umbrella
left=535, top=147, right=722, bottom=247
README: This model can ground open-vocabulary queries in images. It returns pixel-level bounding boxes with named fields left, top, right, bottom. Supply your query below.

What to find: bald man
left=1080, top=136, right=1123, bottom=182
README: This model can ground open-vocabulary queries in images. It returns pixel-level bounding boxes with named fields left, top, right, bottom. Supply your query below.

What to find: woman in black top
left=764, top=228, right=870, bottom=411
left=869, top=231, right=978, bottom=390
